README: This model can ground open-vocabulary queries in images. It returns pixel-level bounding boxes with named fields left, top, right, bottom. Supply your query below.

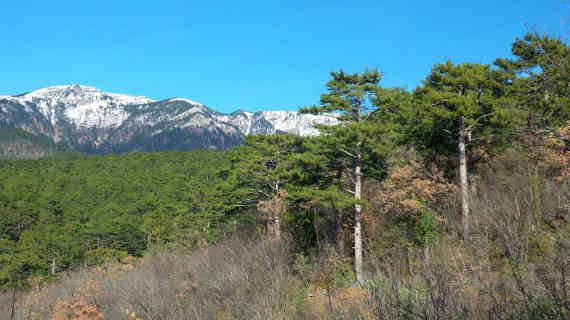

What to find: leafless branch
left=344, top=189, right=356, bottom=195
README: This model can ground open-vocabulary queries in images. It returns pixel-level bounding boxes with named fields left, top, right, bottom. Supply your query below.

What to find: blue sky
left=1, top=1, right=568, bottom=113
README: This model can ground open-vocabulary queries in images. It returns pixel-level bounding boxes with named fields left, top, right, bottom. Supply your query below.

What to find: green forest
left=1, top=33, right=569, bottom=319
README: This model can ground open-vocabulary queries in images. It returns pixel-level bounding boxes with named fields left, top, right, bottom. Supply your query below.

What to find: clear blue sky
left=1, top=1, right=568, bottom=113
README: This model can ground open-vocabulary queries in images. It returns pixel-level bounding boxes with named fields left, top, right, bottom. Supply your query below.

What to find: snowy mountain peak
left=20, top=84, right=153, bottom=106
left=12, top=85, right=154, bottom=129
left=1, top=84, right=340, bottom=154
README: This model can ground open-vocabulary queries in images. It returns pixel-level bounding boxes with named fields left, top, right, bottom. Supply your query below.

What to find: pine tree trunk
left=424, top=245, right=430, bottom=264
left=274, top=181, right=281, bottom=241
left=51, top=255, right=56, bottom=275
left=459, top=116, right=470, bottom=237
left=467, top=130, right=477, bottom=195
left=274, top=214, right=281, bottom=241
left=354, top=153, right=363, bottom=284
left=10, top=283, right=16, bottom=320
left=335, top=167, right=344, bottom=253
left=336, top=209, right=344, bottom=253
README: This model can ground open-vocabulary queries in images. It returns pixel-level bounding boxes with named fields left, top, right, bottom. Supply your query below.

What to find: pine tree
left=302, top=69, right=395, bottom=284
left=495, top=33, right=570, bottom=160
left=495, top=33, right=569, bottom=224
left=229, top=134, right=303, bottom=240
left=412, top=61, right=511, bottom=236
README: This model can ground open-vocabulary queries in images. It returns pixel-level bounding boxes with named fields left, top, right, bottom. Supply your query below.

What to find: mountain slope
left=0, top=126, right=73, bottom=158
left=0, top=85, right=337, bottom=154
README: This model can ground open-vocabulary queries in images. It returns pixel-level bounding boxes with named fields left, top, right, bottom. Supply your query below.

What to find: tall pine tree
left=302, top=69, right=394, bottom=284
left=412, top=61, right=510, bottom=236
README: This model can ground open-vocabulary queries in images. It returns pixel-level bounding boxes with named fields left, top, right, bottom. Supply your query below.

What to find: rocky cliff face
left=0, top=85, right=337, bottom=154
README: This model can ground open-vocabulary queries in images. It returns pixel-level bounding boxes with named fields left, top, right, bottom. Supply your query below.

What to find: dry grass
left=95, top=236, right=312, bottom=320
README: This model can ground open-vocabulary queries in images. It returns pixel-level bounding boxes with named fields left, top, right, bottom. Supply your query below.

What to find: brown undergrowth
left=1, top=260, right=137, bottom=320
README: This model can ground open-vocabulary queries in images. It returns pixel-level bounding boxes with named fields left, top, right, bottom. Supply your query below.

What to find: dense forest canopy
left=0, top=151, right=242, bottom=283
left=0, top=32, right=568, bottom=319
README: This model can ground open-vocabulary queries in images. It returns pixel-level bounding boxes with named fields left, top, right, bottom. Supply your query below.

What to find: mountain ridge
left=0, top=85, right=338, bottom=155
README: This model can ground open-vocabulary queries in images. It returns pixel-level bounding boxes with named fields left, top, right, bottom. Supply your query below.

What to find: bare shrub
left=472, top=164, right=569, bottom=318
left=0, top=269, right=97, bottom=320
left=360, top=162, right=569, bottom=320
left=367, top=253, right=475, bottom=320
left=98, top=236, right=310, bottom=320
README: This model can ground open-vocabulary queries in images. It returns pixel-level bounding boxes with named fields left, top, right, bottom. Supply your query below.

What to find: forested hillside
left=0, top=150, right=243, bottom=277
left=1, top=32, right=568, bottom=319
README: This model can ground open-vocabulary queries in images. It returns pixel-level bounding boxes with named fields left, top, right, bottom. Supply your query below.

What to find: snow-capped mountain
left=219, top=110, right=338, bottom=136
left=0, top=85, right=337, bottom=155
left=16, top=84, right=152, bottom=129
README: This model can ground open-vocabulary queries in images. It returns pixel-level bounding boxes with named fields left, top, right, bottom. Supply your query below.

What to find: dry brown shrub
left=258, top=190, right=288, bottom=216
left=50, top=299, right=104, bottom=320
left=96, top=236, right=310, bottom=320
left=542, top=121, right=570, bottom=183
left=305, top=286, right=373, bottom=320
left=375, top=160, right=455, bottom=218
left=358, top=147, right=569, bottom=320
left=258, top=189, right=288, bottom=236
left=0, top=259, right=138, bottom=320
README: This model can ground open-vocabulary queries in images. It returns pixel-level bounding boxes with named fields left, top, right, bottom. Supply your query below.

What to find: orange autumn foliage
left=542, top=121, right=570, bottom=183
left=375, top=160, right=455, bottom=217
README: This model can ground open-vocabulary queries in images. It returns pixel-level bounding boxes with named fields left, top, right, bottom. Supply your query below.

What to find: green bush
left=414, top=210, right=437, bottom=247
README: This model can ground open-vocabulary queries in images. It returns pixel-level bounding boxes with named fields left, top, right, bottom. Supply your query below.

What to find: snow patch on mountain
left=217, top=111, right=253, bottom=135
left=20, top=85, right=153, bottom=106
left=14, top=85, right=153, bottom=128
left=259, top=111, right=338, bottom=136
left=167, top=97, right=203, bottom=105
left=218, top=110, right=338, bottom=136
left=0, top=96, right=37, bottom=113
left=170, top=104, right=210, bottom=121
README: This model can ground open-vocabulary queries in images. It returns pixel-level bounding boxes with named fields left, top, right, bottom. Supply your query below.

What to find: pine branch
left=343, top=168, right=356, bottom=185
left=466, top=112, right=495, bottom=131
left=340, top=148, right=357, bottom=158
